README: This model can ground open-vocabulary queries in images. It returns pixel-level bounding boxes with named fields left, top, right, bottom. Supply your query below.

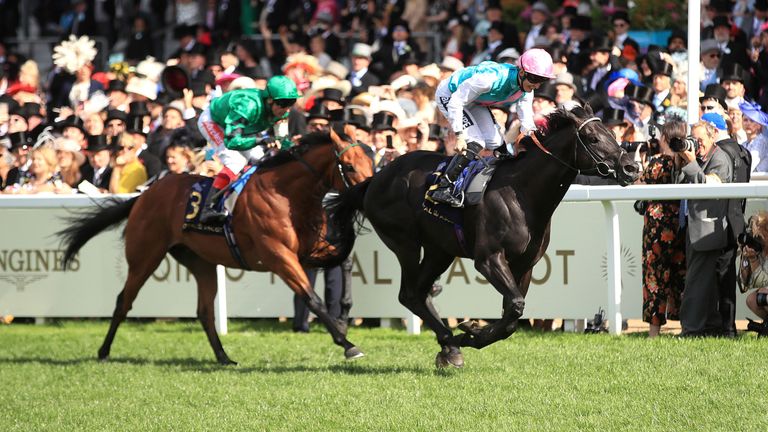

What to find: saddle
left=183, top=166, right=258, bottom=234
left=182, top=166, right=259, bottom=269
left=422, top=157, right=499, bottom=253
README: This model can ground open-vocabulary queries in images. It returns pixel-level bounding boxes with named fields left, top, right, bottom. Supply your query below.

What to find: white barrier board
left=0, top=198, right=764, bottom=320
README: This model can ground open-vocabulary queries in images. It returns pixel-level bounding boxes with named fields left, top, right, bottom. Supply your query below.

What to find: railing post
left=215, top=265, right=228, bottom=335
left=602, top=200, right=623, bottom=335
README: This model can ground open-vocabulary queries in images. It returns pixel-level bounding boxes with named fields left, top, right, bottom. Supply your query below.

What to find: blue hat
left=740, top=100, right=768, bottom=127
left=701, top=112, right=727, bottom=131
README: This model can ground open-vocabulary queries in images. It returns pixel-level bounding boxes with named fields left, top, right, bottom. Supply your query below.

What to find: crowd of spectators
left=3, top=0, right=768, bottom=333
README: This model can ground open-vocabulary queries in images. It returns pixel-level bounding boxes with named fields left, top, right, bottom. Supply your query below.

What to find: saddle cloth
left=426, top=156, right=498, bottom=209
left=182, top=166, right=259, bottom=235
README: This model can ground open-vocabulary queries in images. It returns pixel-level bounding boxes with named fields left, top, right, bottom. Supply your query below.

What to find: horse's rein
left=291, top=141, right=362, bottom=191
left=530, top=116, right=618, bottom=177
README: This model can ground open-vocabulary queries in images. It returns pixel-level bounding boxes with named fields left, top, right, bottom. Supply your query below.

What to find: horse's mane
left=541, top=106, right=590, bottom=136
left=256, top=129, right=355, bottom=170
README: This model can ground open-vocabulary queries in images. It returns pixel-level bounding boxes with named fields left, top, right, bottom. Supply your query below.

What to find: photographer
left=677, top=120, right=733, bottom=337
left=739, top=211, right=768, bottom=335
left=636, top=118, right=687, bottom=337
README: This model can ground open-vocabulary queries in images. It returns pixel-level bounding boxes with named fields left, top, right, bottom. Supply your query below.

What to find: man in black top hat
left=650, top=61, right=675, bottom=115
left=370, top=111, right=400, bottom=171
left=710, top=16, right=750, bottom=66
left=306, top=104, right=332, bottom=133
left=700, top=83, right=729, bottom=114
left=482, top=21, right=508, bottom=63
left=719, top=62, right=748, bottom=107
left=612, top=10, right=638, bottom=51
left=22, top=103, right=47, bottom=141
left=107, top=79, right=129, bottom=111
left=742, top=0, right=768, bottom=40
left=567, top=15, right=593, bottom=76
left=5, top=131, right=34, bottom=186
left=7, top=104, right=28, bottom=134
left=126, top=115, right=162, bottom=179
left=533, top=82, right=558, bottom=115
left=371, top=20, right=422, bottom=80
left=626, top=84, right=656, bottom=140
left=602, top=107, right=629, bottom=143
left=317, top=88, right=346, bottom=110
left=585, top=36, right=620, bottom=93
left=105, top=109, right=128, bottom=139
left=60, top=115, right=87, bottom=150
left=80, top=134, right=113, bottom=192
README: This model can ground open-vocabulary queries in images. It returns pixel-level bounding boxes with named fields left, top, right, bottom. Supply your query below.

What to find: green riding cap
left=266, top=75, right=300, bottom=100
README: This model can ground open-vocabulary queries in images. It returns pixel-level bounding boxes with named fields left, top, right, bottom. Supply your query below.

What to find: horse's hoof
left=97, top=350, right=109, bottom=361
left=435, top=348, right=464, bottom=368
left=98, top=356, right=109, bottom=363
left=217, top=355, right=238, bottom=366
left=344, top=346, right=365, bottom=360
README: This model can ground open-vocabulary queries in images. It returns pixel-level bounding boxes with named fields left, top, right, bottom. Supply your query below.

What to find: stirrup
left=427, top=186, right=464, bottom=207
left=200, top=206, right=229, bottom=224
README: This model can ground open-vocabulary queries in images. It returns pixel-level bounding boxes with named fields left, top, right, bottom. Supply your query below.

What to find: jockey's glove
left=455, top=133, right=467, bottom=152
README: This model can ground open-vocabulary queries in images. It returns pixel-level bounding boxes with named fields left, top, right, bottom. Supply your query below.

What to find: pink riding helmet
left=518, top=48, right=556, bottom=79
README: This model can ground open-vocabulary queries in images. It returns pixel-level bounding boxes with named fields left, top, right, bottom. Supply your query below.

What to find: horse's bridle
left=292, top=140, right=363, bottom=191
left=530, top=116, right=625, bottom=177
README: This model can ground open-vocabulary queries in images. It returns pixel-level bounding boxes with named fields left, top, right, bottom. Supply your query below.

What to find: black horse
left=330, top=106, right=639, bottom=367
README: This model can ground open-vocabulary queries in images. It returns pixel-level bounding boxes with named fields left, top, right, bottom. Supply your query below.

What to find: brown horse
left=57, top=128, right=373, bottom=365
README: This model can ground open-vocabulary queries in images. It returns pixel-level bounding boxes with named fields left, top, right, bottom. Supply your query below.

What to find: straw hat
left=53, top=137, right=85, bottom=165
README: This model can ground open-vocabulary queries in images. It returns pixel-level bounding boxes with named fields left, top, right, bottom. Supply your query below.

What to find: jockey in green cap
left=197, top=75, right=299, bottom=223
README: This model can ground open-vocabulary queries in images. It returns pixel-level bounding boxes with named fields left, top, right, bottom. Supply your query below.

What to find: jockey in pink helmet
left=427, top=48, right=556, bottom=207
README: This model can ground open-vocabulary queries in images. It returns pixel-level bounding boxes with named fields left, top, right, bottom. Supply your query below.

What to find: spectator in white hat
left=348, top=43, right=380, bottom=98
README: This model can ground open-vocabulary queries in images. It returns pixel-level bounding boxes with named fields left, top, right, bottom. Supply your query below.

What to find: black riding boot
left=426, top=141, right=482, bottom=207
left=199, top=186, right=228, bottom=224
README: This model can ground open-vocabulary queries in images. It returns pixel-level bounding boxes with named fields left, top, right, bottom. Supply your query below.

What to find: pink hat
left=518, top=48, right=556, bottom=79
left=215, top=73, right=243, bottom=86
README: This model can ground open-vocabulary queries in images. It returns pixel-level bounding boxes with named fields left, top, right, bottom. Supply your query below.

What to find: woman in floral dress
left=638, top=119, right=687, bottom=337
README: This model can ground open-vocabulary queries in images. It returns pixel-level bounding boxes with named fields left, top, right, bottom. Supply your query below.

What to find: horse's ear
left=584, top=103, right=594, bottom=116
left=343, top=124, right=357, bottom=142
left=329, top=124, right=343, bottom=147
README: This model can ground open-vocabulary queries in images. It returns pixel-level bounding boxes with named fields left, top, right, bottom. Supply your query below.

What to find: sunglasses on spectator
left=701, top=104, right=718, bottom=111
left=706, top=52, right=721, bottom=58
left=273, top=99, right=296, bottom=108
left=525, top=73, right=549, bottom=84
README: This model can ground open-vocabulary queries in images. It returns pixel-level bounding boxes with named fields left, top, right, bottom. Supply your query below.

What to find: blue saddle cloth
left=182, top=166, right=260, bottom=235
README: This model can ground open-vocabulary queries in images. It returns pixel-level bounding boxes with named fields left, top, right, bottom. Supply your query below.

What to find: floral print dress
left=640, top=154, right=686, bottom=325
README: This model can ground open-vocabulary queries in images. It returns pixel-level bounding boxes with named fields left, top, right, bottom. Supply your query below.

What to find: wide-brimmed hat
left=700, top=39, right=721, bottom=56
left=740, top=99, right=768, bottom=127
left=324, top=61, right=349, bottom=80
left=497, top=48, right=520, bottom=62
left=700, top=83, right=728, bottom=110
left=439, top=56, right=464, bottom=72
left=126, top=77, right=158, bottom=101
left=351, top=43, right=373, bottom=60
left=602, top=108, right=627, bottom=126
left=53, top=137, right=86, bottom=165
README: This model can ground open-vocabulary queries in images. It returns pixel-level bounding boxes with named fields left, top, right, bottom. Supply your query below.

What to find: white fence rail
left=1, top=183, right=767, bottom=335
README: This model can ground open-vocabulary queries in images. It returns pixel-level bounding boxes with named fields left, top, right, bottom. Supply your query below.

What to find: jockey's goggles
left=524, top=73, right=549, bottom=84
left=273, top=98, right=297, bottom=108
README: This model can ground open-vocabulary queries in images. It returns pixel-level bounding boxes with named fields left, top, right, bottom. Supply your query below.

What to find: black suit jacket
left=348, top=70, right=381, bottom=98
left=79, top=165, right=113, bottom=191
left=138, top=150, right=162, bottom=179
left=716, top=138, right=750, bottom=242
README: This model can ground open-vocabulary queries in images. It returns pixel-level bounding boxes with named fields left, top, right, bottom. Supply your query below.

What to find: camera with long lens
left=738, top=232, right=764, bottom=253
left=669, top=135, right=699, bottom=153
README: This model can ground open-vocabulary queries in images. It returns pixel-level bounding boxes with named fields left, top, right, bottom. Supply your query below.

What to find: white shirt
left=524, top=24, right=543, bottom=50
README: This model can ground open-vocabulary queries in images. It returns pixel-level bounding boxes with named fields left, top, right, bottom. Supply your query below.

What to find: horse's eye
left=590, top=136, right=599, bottom=144
left=343, top=164, right=356, bottom=173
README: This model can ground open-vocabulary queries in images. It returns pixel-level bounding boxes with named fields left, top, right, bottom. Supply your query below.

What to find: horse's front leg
left=265, top=244, right=364, bottom=360
left=453, top=252, right=527, bottom=349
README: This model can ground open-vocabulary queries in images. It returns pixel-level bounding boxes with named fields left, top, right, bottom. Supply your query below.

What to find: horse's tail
left=327, top=177, right=370, bottom=231
left=57, top=196, right=140, bottom=268
left=301, top=179, right=371, bottom=268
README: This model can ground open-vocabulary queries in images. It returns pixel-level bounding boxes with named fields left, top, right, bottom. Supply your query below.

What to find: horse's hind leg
left=389, top=241, right=460, bottom=366
left=169, top=246, right=235, bottom=365
left=98, top=241, right=168, bottom=361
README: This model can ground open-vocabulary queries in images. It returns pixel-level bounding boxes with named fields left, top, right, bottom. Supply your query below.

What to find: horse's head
left=547, top=105, right=639, bottom=186
left=329, top=125, right=374, bottom=189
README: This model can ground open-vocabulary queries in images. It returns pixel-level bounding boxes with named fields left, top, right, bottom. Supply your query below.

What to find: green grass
left=1, top=320, right=767, bottom=431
